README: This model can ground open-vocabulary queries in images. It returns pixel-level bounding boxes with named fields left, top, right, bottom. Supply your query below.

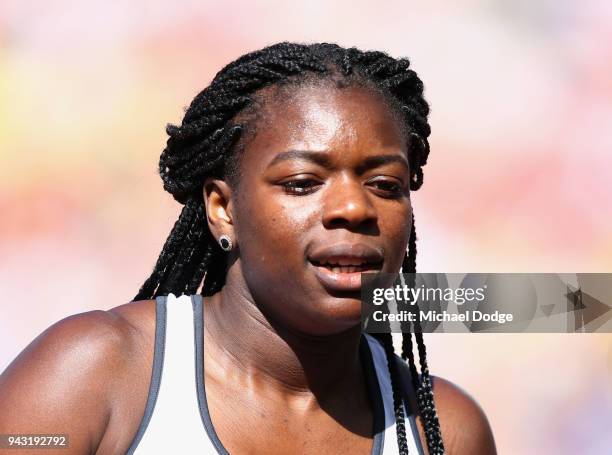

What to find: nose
left=322, top=176, right=378, bottom=230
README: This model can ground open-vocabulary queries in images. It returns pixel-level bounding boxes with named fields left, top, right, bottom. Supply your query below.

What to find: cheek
left=379, top=203, right=413, bottom=268
left=235, top=191, right=317, bottom=276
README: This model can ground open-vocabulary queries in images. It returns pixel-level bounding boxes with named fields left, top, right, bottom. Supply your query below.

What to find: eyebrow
left=355, top=154, right=409, bottom=174
left=267, top=150, right=333, bottom=169
left=266, top=150, right=409, bottom=173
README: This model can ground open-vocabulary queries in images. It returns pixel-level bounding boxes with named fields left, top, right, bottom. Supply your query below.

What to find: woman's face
left=226, top=83, right=412, bottom=336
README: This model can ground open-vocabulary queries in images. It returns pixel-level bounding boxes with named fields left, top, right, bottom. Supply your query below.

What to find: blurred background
left=1, top=0, right=611, bottom=452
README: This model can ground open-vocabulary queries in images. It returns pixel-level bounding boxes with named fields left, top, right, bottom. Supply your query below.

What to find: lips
left=308, top=243, right=384, bottom=292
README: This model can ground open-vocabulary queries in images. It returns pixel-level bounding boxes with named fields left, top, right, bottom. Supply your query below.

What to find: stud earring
left=218, top=234, right=233, bottom=252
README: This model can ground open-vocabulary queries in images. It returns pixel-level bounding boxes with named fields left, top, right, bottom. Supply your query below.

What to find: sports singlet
left=126, top=293, right=425, bottom=454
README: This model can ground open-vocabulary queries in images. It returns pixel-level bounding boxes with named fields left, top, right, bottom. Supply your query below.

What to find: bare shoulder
left=429, top=375, right=497, bottom=455
left=1, top=298, right=156, bottom=382
left=0, top=298, right=156, bottom=454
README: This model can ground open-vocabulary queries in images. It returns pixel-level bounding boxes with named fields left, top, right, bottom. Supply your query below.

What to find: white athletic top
left=126, top=293, right=424, bottom=454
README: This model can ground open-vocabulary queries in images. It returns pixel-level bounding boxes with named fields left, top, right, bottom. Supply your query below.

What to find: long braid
left=414, top=331, right=445, bottom=454
left=133, top=197, right=200, bottom=299
left=401, top=215, right=446, bottom=454
left=133, top=42, right=443, bottom=452
left=401, top=214, right=422, bottom=393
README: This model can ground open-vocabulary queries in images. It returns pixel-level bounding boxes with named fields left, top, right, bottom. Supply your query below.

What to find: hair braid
left=133, top=197, right=199, bottom=299
left=400, top=214, right=446, bottom=454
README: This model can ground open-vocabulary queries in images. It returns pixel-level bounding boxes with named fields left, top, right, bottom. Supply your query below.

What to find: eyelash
left=370, top=179, right=404, bottom=197
left=280, top=178, right=404, bottom=197
left=281, top=179, right=321, bottom=195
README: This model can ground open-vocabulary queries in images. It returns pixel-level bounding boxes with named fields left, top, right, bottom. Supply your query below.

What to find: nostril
left=327, top=217, right=377, bottom=230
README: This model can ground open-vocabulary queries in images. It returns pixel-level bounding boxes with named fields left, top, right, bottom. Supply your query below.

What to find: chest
left=204, top=375, right=377, bottom=455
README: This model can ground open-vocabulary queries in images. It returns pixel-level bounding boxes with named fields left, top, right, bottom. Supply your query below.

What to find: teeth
left=321, top=262, right=366, bottom=267
left=337, top=259, right=366, bottom=266
left=310, top=259, right=381, bottom=273
left=328, top=265, right=364, bottom=273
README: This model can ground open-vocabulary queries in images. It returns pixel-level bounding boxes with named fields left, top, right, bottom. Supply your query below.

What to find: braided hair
left=132, top=42, right=445, bottom=454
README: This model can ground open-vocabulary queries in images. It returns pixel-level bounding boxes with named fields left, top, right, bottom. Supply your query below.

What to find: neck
left=203, top=266, right=365, bottom=407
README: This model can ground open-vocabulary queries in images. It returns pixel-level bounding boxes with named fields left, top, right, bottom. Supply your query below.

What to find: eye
left=367, top=178, right=405, bottom=198
left=280, top=178, right=322, bottom=196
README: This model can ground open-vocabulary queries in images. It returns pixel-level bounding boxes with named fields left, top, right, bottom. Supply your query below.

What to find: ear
left=203, top=178, right=235, bottom=246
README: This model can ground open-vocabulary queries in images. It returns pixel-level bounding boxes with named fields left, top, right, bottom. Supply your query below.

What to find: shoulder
left=2, top=298, right=156, bottom=380
left=366, top=337, right=497, bottom=453
left=0, top=298, right=156, bottom=451
left=428, top=374, right=497, bottom=454
left=390, top=354, right=496, bottom=454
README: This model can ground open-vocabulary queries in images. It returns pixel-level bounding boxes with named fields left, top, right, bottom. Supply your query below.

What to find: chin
left=299, top=295, right=364, bottom=336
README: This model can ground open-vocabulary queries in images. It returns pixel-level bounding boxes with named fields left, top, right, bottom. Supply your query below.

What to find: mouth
left=307, top=243, right=384, bottom=292
left=309, top=259, right=383, bottom=274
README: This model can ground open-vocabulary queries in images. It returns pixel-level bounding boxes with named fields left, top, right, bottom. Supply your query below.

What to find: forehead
left=237, top=83, right=407, bottom=168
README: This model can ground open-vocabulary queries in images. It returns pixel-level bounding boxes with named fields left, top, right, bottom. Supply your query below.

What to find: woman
left=0, top=42, right=496, bottom=454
